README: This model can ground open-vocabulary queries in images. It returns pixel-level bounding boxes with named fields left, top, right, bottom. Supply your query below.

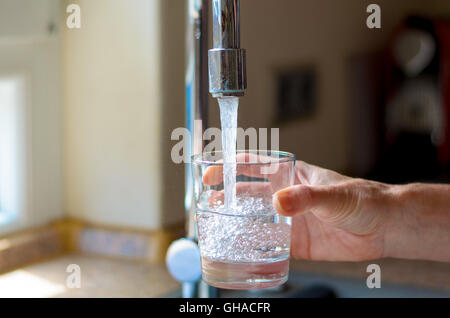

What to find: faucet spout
left=209, top=0, right=247, bottom=98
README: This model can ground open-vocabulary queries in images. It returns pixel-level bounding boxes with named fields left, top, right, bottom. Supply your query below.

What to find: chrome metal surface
left=185, top=0, right=209, bottom=238
left=209, top=0, right=247, bottom=98
left=208, top=48, right=246, bottom=98
left=212, top=0, right=240, bottom=49
left=175, top=0, right=216, bottom=298
left=171, top=0, right=246, bottom=298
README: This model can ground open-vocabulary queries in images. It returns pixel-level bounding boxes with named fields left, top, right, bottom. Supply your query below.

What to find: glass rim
left=191, top=150, right=296, bottom=166
left=195, top=208, right=278, bottom=218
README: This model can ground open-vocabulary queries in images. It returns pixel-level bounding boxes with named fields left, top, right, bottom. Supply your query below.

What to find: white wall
left=0, top=0, right=62, bottom=235
left=0, top=0, right=57, bottom=39
left=62, top=0, right=163, bottom=230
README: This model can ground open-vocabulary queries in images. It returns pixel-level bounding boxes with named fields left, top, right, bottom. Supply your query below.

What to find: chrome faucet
left=166, top=0, right=246, bottom=298
left=185, top=0, right=209, bottom=240
left=209, top=0, right=247, bottom=98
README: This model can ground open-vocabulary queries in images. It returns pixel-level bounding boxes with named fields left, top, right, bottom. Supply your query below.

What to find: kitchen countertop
left=0, top=253, right=448, bottom=297
left=0, top=253, right=180, bottom=298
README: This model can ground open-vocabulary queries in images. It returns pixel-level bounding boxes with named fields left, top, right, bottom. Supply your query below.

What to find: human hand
left=203, top=155, right=450, bottom=262
left=272, top=161, right=394, bottom=261
left=203, top=155, right=396, bottom=262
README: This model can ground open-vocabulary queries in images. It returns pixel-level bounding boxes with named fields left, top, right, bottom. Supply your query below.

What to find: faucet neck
left=212, top=0, right=241, bottom=49
left=209, top=0, right=247, bottom=98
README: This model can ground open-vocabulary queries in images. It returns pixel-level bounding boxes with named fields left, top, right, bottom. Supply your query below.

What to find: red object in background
left=383, top=18, right=450, bottom=169
left=435, top=21, right=450, bottom=166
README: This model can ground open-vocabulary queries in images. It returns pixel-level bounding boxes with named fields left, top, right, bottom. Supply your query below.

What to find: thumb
left=273, top=184, right=359, bottom=219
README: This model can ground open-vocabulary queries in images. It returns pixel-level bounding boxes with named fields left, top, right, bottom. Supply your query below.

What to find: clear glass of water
left=192, top=150, right=295, bottom=290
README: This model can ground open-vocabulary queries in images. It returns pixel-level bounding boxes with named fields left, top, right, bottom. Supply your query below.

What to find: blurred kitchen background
left=0, top=0, right=449, bottom=297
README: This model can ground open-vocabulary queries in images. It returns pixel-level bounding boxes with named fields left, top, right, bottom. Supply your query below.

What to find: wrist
left=383, top=183, right=450, bottom=262
left=382, top=184, right=415, bottom=259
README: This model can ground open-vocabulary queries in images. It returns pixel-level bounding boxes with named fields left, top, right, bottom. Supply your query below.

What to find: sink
left=166, top=271, right=450, bottom=298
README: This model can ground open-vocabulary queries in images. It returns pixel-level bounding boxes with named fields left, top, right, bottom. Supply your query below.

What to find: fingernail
left=274, top=189, right=295, bottom=214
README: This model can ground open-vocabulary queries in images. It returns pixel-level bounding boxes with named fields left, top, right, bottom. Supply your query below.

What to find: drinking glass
left=192, top=150, right=295, bottom=290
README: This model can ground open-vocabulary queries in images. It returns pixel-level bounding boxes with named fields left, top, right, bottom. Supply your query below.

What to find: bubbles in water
left=204, top=98, right=291, bottom=266
left=196, top=196, right=291, bottom=263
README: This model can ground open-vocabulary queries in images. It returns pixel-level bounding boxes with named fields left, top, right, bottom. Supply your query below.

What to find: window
left=0, top=74, right=27, bottom=226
